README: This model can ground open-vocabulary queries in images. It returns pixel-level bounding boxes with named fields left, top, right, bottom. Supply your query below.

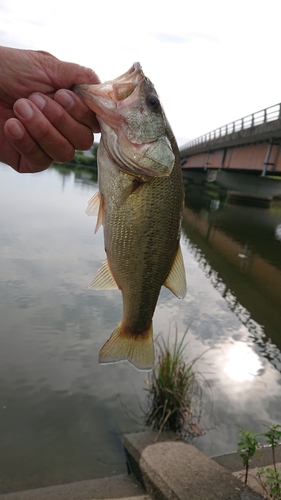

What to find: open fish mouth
left=109, top=62, right=144, bottom=84
left=73, top=62, right=145, bottom=103
left=73, top=63, right=147, bottom=132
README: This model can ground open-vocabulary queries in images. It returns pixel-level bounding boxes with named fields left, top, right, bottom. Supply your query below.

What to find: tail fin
left=99, top=322, right=154, bottom=371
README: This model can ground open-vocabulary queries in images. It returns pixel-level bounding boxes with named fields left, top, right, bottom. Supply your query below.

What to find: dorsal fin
left=164, top=245, right=187, bottom=299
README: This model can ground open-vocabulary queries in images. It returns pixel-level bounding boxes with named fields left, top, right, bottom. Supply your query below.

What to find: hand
left=0, top=47, right=100, bottom=173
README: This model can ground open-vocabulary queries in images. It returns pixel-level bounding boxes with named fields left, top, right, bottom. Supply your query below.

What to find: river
left=0, top=163, right=281, bottom=494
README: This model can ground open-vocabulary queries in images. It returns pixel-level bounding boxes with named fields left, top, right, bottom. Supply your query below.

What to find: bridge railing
left=185, top=103, right=281, bottom=149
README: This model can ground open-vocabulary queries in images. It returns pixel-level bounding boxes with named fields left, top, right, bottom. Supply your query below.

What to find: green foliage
left=263, top=425, right=281, bottom=453
left=257, top=467, right=281, bottom=499
left=263, top=424, right=281, bottom=476
left=270, top=199, right=281, bottom=216
left=70, top=150, right=97, bottom=168
left=237, top=426, right=259, bottom=466
left=238, top=424, right=281, bottom=498
left=91, top=143, right=99, bottom=160
left=237, top=426, right=259, bottom=484
left=144, top=327, right=203, bottom=440
left=270, top=205, right=281, bottom=216
left=51, top=162, right=98, bottom=181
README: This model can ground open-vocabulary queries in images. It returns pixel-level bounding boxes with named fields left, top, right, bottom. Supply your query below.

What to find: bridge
left=179, top=103, right=281, bottom=203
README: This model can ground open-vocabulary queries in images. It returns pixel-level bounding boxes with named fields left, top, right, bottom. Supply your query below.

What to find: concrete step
left=0, top=474, right=149, bottom=500
left=100, top=497, right=149, bottom=500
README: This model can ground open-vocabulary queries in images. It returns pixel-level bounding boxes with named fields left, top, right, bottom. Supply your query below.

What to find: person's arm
left=0, top=46, right=100, bottom=173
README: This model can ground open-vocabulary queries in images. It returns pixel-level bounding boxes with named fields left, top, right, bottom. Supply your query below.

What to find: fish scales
left=104, top=153, right=182, bottom=332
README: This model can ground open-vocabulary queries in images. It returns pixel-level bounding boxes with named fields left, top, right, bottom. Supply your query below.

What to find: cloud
left=150, top=32, right=218, bottom=44
left=151, top=33, right=189, bottom=44
left=0, top=28, right=31, bottom=49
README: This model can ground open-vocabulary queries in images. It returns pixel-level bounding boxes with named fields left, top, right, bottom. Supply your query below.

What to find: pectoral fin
left=86, top=192, right=105, bottom=233
left=164, top=245, right=187, bottom=299
left=90, top=260, right=119, bottom=290
left=86, top=191, right=100, bottom=216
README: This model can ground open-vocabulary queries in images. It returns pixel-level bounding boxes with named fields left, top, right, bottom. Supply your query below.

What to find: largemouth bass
left=74, top=63, right=186, bottom=370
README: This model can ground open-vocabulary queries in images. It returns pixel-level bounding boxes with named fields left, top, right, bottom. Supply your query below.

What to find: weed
left=237, top=426, right=259, bottom=484
left=256, top=467, right=281, bottom=499
left=263, top=425, right=281, bottom=472
left=237, top=424, right=281, bottom=499
left=144, top=327, right=204, bottom=441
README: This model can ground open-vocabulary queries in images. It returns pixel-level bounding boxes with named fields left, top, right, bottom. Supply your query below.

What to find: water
left=0, top=163, right=281, bottom=494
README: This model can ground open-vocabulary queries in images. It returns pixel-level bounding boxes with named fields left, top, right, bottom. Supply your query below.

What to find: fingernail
left=9, top=120, right=24, bottom=139
left=15, top=99, right=34, bottom=119
left=29, top=93, right=46, bottom=110
left=56, top=90, right=75, bottom=109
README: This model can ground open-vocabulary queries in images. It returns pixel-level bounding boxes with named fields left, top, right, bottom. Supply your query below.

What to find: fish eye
left=146, top=94, right=160, bottom=112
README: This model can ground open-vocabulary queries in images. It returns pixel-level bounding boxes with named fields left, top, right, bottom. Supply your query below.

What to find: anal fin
left=90, top=260, right=119, bottom=290
left=164, top=245, right=187, bottom=299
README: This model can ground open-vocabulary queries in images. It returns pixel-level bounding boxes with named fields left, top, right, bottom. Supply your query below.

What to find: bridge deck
left=180, top=103, right=281, bottom=158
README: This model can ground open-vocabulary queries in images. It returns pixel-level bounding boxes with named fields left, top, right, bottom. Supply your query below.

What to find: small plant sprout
left=238, top=424, right=281, bottom=499
left=256, top=467, right=281, bottom=500
left=263, top=425, right=281, bottom=472
left=256, top=424, right=281, bottom=499
left=237, top=426, right=259, bottom=484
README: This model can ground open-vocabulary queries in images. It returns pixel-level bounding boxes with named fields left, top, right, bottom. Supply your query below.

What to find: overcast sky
left=1, top=0, right=281, bottom=146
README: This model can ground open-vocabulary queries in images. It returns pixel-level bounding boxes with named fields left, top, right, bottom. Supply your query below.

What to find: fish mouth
left=73, top=63, right=144, bottom=102
left=73, top=63, right=145, bottom=130
left=109, top=62, right=143, bottom=84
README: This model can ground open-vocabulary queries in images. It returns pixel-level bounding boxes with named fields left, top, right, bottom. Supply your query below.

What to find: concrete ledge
left=124, top=432, right=263, bottom=500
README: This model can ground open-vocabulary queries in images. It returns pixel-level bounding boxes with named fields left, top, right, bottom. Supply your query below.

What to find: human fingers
left=28, top=92, right=96, bottom=151
left=4, top=118, right=53, bottom=173
left=12, top=97, right=76, bottom=163
left=54, top=89, right=100, bottom=133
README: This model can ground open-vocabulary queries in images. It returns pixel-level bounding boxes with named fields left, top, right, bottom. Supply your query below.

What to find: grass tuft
left=144, top=326, right=204, bottom=441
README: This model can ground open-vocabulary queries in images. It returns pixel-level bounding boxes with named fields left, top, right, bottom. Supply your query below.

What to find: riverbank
left=2, top=431, right=280, bottom=499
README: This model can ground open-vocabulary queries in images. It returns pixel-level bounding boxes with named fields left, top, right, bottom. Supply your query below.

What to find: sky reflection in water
left=0, top=163, right=281, bottom=492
